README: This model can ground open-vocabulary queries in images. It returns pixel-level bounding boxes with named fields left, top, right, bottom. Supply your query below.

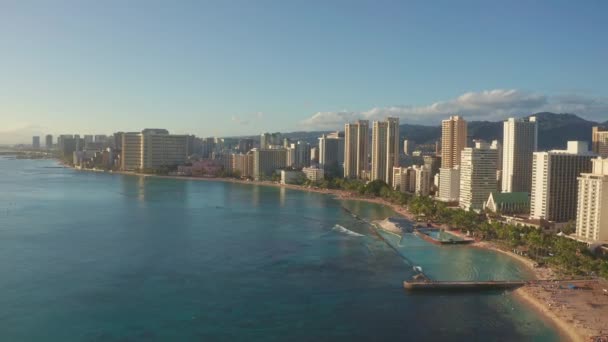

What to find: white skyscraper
left=344, top=120, right=369, bottom=179
left=502, top=117, right=537, bottom=193
left=530, top=141, right=594, bottom=223
left=575, top=158, right=608, bottom=242
left=403, top=139, right=413, bottom=156
left=414, top=165, right=431, bottom=196
left=371, top=118, right=399, bottom=186
left=438, top=167, right=460, bottom=202
left=459, top=141, right=499, bottom=211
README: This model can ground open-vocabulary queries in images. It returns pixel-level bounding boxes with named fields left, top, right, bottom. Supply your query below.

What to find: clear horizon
left=2, top=1, right=607, bottom=144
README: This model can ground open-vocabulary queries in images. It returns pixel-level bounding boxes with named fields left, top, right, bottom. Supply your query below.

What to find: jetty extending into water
left=403, top=280, right=527, bottom=291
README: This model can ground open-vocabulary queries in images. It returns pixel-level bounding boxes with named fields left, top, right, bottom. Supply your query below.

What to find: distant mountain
left=239, top=113, right=600, bottom=151
left=399, top=124, right=442, bottom=145
left=525, top=112, right=598, bottom=150
left=400, top=112, right=599, bottom=150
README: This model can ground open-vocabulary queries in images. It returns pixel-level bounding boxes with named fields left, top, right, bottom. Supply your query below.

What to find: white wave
left=332, top=224, right=364, bottom=237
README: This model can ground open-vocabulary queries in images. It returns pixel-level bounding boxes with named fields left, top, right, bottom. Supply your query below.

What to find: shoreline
left=512, top=278, right=608, bottom=342
left=78, top=166, right=419, bottom=219
left=68, top=166, right=601, bottom=340
left=514, top=286, right=585, bottom=342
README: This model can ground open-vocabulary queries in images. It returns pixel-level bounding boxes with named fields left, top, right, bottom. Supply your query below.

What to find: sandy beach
left=515, top=280, right=608, bottom=342
left=74, top=168, right=608, bottom=341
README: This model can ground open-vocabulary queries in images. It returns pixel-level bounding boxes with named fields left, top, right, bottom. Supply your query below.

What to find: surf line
left=340, top=205, right=425, bottom=276
left=332, top=224, right=364, bottom=237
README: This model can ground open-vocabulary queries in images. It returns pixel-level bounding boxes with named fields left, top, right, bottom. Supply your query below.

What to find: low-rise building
left=177, top=159, right=223, bottom=177
left=302, top=167, right=324, bottom=182
left=280, top=170, right=304, bottom=185
left=485, top=192, right=530, bottom=215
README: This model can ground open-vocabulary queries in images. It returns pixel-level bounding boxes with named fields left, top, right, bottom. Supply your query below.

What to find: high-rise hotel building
left=438, top=115, right=467, bottom=202
left=530, top=141, right=594, bottom=223
left=232, top=153, right=254, bottom=179
left=441, top=115, right=467, bottom=168
left=32, top=136, right=40, bottom=149
left=344, top=120, right=369, bottom=179
left=318, top=132, right=344, bottom=177
left=459, top=141, right=499, bottom=211
left=121, top=129, right=188, bottom=171
left=575, top=157, right=608, bottom=242
left=502, top=117, right=537, bottom=193
left=45, top=134, right=53, bottom=149
left=438, top=167, right=460, bottom=202
left=371, top=117, right=399, bottom=186
left=592, top=126, right=608, bottom=158
left=252, top=148, right=287, bottom=181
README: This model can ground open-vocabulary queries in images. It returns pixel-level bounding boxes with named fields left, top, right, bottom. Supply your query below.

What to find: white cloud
left=299, top=89, right=608, bottom=130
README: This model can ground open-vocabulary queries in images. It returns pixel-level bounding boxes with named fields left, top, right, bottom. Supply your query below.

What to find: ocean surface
left=0, top=158, right=560, bottom=341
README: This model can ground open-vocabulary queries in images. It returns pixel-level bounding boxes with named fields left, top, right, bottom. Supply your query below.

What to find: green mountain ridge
left=277, top=112, right=600, bottom=151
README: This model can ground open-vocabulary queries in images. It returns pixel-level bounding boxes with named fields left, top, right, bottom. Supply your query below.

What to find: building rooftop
left=489, top=192, right=530, bottom=204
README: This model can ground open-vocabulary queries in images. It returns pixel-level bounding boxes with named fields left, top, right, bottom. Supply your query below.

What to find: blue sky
left=1, top=0, right=607, bottom=143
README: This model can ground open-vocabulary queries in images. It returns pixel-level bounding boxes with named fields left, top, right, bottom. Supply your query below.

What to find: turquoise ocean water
left=0, top=158, right=560, bottom=341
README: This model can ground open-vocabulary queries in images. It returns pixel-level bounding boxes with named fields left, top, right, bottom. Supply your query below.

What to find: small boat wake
left=332, top=224, right=364, bottom=237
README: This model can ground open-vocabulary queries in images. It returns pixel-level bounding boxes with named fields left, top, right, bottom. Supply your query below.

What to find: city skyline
left=2, top=1, right=608, bottom=143
left=3, top=2, right=608, bottom=339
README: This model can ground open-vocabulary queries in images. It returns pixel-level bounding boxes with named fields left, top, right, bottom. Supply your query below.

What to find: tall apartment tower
left=438, top=167, right=461, bottom=202
left=414, top=165, right=431, bottom=196
left=318, top=132, right=344, bottom=177
left=502, top=117, right=538, bottom=193
left=113, top=132, right=124, bottom=150
left=232, top=153, right=254, bottom=179
left=371, top=118, right=399, bottom=185
left=310, top=147, right=319, bottom=164
left=45, top=135, right=53, bottom=149
left=32, top=136, right=40, bottom=149
left=592, top=126, right=608, bottom=157
left=459, top=141, right=499, bottom=211
left=260, top=132, right=282, bottom=149
left=294, top=141, right=311, bottom=168
left=238, top=139, right=254, bottom=153
left=371, top=121, right=388, bottom=183
left=344, top=120, right=369, bottom=179
left=575, top=158, right=608, bottom=242
left=403, top=140, right=413, bottom=156
left=530, top=141, right=595, bottom=223
left=441, top=115, right=467, bottom=168
left=122, top=132, right=144, bottom=171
